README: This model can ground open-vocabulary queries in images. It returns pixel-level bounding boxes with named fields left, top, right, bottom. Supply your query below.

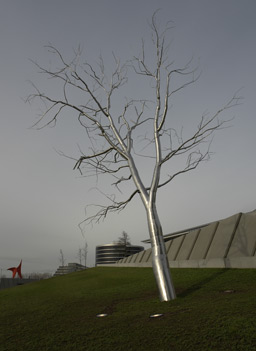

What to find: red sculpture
left=8, top=260, right=22, bottom=278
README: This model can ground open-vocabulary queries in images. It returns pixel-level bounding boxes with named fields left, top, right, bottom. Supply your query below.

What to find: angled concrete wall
left=206, top=213, right=242, bottom=259
left=167, top=235, right=185, bottom=261
left=176, top=229, right=200, bottom=260
left=134, top=250, right=146, bottom=263
left=140, top=248, right=152, bottom=263
left=189, top=222, right=218, bottom=260
left=130, top=252, right=139, bottom=263
left=165, top=240, right=173, bottom=255
left=110, top=209, right=256, bottom=269
left=227, top=211, right=256, bottom=257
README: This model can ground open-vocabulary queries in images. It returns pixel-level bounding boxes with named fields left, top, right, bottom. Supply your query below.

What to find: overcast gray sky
left=1, top=0, right=255, bottom=275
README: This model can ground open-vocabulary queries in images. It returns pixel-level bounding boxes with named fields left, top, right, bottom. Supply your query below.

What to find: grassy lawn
left=0, top=267, right=256, bottom=351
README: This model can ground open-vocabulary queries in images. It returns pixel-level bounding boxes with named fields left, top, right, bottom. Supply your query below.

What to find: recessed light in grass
left=150, top=313, right=163, bottom=318
left=96, top=313, right=108, bottom=317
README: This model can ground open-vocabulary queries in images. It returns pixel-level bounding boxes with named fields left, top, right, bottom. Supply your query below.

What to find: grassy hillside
left=0, top=267, right=256, bottom=351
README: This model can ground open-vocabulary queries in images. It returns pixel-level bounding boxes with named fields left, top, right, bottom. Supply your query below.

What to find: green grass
left=1, top=267, right=256, bottom=351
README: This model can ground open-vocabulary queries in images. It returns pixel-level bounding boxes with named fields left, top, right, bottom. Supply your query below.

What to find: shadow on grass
left=178, top=269, right=228, bottom=298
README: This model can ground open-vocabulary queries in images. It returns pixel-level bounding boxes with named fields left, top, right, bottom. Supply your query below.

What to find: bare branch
left=79, top=189, right=140, bottom=226
left=73, top=147, right=114, bottom=171
left=161, top=92, right=242, bottom=166
left=112, top=174, right=132, bottom=193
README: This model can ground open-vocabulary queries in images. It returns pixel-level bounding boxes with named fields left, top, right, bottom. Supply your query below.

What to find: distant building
left=54, top=263, right=86, bottom=276
left=96, top=243, right=144, bottom=265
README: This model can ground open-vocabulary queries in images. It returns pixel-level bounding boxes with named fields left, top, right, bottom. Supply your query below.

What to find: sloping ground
left=116, top=210, right=256, bottom=268
left=0, top=267, right=256, bottom=351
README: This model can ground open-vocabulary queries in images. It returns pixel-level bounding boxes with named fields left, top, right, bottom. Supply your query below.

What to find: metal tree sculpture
left=28, top=12, right=241, bottom=301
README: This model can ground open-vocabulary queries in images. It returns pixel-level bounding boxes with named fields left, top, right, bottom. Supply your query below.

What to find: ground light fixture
left=96, top=314, right=108, bottom=317
left=149, top=313, right=163, bottom=318
left=96, top=313, right=164, bottom=318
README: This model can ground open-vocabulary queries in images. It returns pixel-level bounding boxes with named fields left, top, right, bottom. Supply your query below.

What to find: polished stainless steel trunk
left=147, top=206, right=176, bottom=301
